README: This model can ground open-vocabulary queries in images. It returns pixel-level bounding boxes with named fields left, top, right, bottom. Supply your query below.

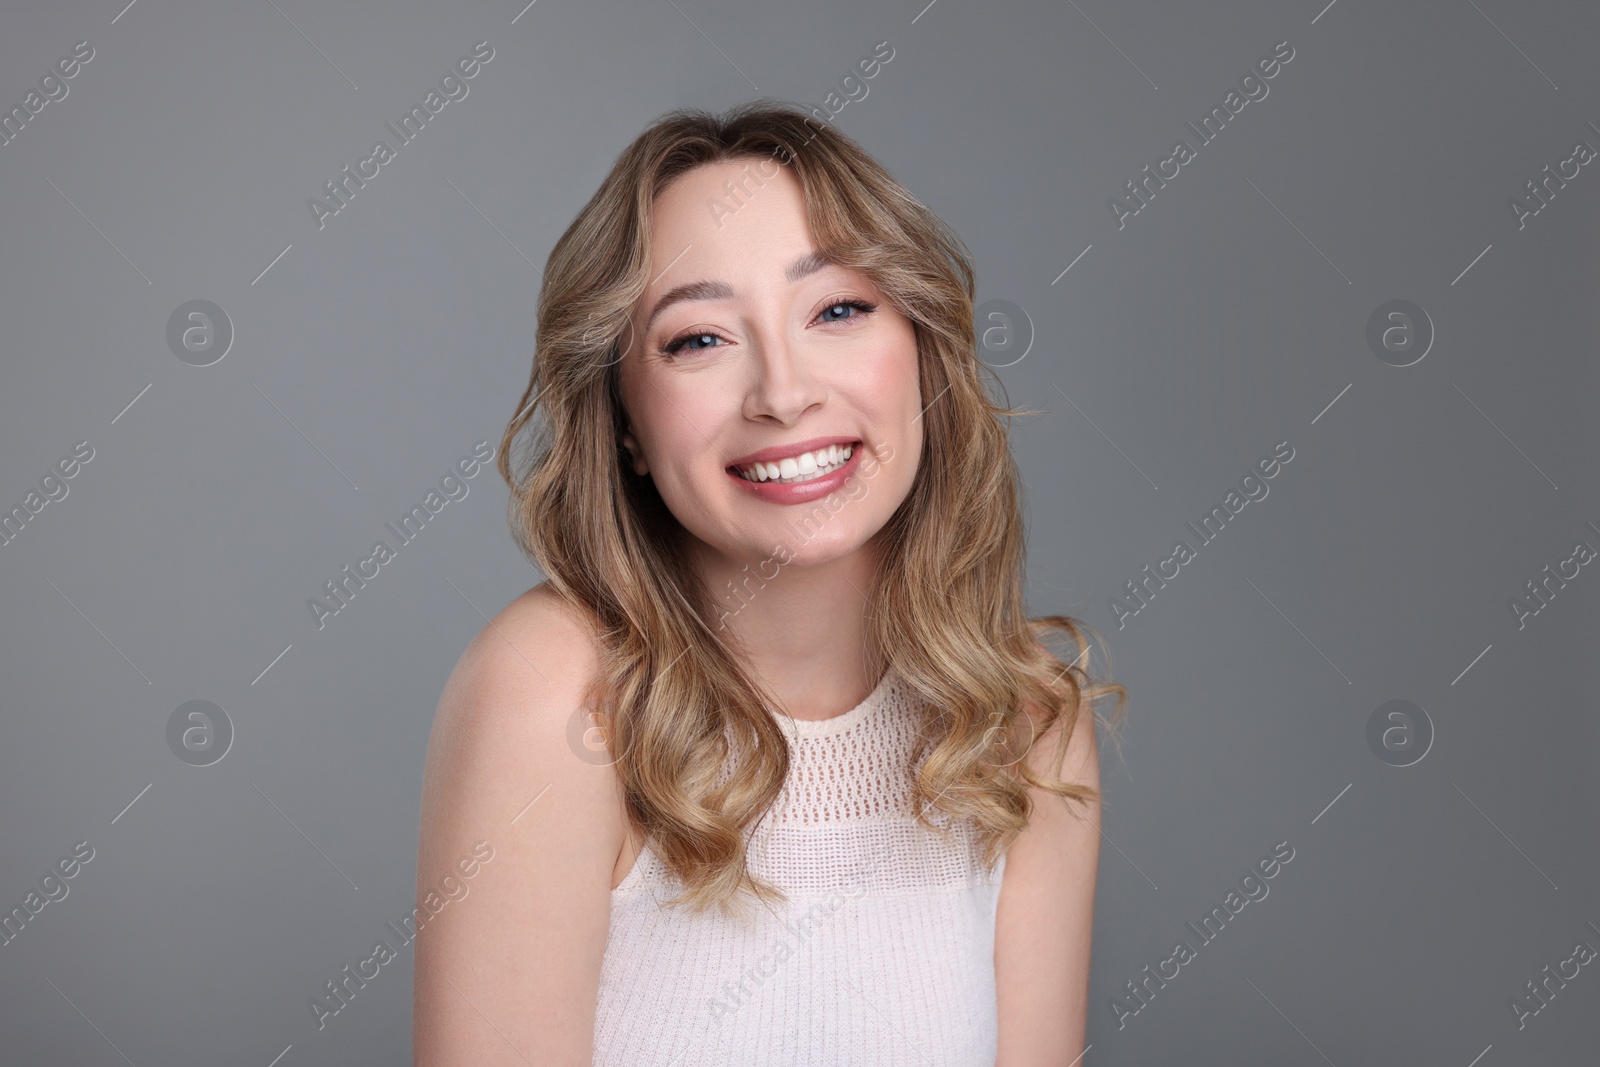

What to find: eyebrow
left=642, top=249, right=835, bottom=335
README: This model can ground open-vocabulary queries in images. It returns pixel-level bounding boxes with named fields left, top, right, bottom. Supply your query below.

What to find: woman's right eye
left=660, top=330, right=725, bottom=358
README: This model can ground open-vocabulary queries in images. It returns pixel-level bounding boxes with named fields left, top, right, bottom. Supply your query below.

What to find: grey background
left=1, top=0, right=1595, bottom=1063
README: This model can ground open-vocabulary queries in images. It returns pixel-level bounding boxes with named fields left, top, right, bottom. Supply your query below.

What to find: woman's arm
left=413, top=587, right=627, bottom=1066
left=993, top=690, right=1102, bottom=1067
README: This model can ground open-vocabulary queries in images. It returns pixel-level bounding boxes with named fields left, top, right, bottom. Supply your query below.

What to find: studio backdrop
left=1, top=0, right=1596, bottom=1063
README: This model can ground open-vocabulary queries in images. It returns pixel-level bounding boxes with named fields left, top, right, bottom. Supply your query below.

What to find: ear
left=620, top=426, right=649, bottom=476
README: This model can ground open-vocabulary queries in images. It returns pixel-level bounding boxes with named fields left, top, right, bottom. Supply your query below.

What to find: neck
left=692, top=536, right=884, bottom=720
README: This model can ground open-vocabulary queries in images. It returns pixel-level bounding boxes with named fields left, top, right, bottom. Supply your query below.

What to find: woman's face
left=617, top=158, right=922, bottom=572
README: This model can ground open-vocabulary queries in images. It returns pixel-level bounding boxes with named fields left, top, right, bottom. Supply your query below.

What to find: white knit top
left=592, top=668, right=1007, bottom=1066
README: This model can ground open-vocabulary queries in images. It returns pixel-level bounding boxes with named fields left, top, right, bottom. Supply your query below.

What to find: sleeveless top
left=592, top=667, right=1007, bottom=1066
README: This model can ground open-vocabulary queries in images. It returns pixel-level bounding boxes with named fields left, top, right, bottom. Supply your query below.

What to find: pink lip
left=726, top=443, right=865, bottom=505
left=726, top=436, right=861, bottom=469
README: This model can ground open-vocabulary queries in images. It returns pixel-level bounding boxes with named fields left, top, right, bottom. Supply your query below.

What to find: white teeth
left=736, top=444, right=854, bottom=484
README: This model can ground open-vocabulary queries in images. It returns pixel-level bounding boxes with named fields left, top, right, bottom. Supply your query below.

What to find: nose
left=742, top=323, right=826, bottom=425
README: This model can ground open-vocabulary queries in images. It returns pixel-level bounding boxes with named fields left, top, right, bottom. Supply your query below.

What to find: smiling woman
left=413, top=99, right=1127, bottom=1067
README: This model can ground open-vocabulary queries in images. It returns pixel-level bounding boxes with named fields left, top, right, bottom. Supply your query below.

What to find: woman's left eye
left=817, top=299, right=877, bottom=324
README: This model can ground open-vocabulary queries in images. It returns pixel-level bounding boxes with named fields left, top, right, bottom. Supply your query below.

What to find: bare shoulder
left=994, top=674, right=1101, bottom=1064
left=1018, top=682, right=1100, bottom=792
left=414, top=581, right=623, bottom=1064
left=449, top=581, right=603, bottom=702
left=422, top=582, right=613, bottom=806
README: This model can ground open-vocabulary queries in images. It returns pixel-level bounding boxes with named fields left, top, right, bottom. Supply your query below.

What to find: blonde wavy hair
left=497, top=99, right=1127, bottom=918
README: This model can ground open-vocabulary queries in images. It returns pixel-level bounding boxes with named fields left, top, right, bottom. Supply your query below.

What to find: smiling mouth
left=730, top=441, right=859, bottom=484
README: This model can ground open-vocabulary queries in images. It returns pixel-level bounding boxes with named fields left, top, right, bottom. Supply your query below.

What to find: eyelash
left=658, top=299, right=878, bottom=359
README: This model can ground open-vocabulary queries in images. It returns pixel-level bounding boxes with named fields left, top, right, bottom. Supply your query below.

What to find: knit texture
left=593, top=667, right=1007, bottom=1066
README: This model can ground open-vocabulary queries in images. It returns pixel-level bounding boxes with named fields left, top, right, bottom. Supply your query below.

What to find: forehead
left=645, top=159, right=812, bottom=276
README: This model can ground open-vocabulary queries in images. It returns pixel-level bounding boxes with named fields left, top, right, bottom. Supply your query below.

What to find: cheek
left=621, top=368, right=681, bottom=446
left=627, top=380, right=734, bottom=487
left=653, top=382, right=729, bottom=448
left=862, top=330, right=920, bottom=417
left=845, top=334, right=922, bottom=485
